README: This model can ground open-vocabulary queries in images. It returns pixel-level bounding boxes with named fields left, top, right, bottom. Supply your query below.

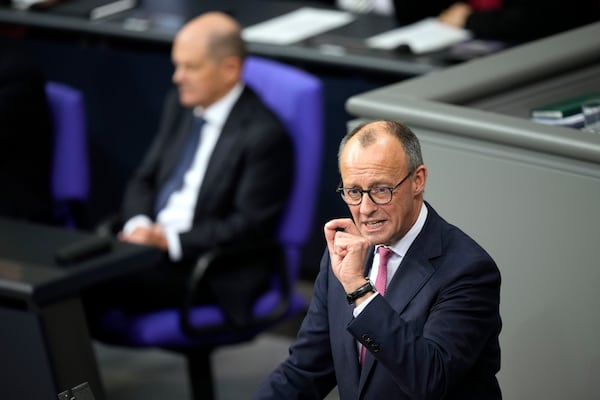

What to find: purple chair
left=96, top=57, right=323, bottom=400
left=45, top=81, right=90, bottom=228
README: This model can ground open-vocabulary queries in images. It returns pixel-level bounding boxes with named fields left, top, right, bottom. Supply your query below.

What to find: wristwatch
left=346, top=278, right=376, bottom=305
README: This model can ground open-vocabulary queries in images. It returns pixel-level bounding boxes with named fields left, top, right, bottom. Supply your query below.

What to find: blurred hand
left=119, top=224, right=168, bottom=251
left=438, top=2, right=472, bottom=28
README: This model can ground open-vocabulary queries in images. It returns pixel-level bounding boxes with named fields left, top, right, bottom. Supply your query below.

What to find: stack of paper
left=242, top=7, right=355, bottom=46
left=365, top=18, right=472, bottom=54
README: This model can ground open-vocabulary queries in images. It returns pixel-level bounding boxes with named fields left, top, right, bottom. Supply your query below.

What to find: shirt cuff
left=352, top=292, right=379, bottom=317
left=123, top=215, right=182, bottom=262
left=163, top=226, right=183, bottom=262
left=122, top=215, right=152, bottom=235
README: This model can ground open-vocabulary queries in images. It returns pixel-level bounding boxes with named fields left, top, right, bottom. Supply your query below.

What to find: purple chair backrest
left=243, top=57, right=323, bottom=282
left=45, top=81, right=90, bottom=203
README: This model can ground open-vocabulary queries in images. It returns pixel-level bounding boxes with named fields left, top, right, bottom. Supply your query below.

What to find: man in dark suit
left=84, top=12, right=294, bottom=313
left=254, top=120, right=501, bottom=399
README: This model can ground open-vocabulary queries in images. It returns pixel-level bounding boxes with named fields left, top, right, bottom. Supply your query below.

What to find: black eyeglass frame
left=336, top=169, right=414, bottom=206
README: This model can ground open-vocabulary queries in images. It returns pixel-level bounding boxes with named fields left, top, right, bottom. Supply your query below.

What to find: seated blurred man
left=83, top=12, right=294, bottom=319
left=0, top=44, right=54, bottom=224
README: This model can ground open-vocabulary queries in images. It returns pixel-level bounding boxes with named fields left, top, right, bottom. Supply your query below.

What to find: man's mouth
left=363, top=220, right=385, bottom=229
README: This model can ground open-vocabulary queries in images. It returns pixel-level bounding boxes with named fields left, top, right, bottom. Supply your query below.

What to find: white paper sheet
left=242, top=7, right=355, bottom=45
left=365, top=18, right=472, bottom=54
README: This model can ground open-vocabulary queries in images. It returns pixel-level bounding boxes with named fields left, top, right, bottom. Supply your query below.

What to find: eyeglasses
left=337, top=170, right=414, bottom=206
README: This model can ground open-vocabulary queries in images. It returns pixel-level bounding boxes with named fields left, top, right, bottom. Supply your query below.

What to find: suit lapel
left=194, top=88, right=253, bottom=209
left=358, top=206, right=441, bottom=388
left=195, top=119, right=239, bottom=207
left=358, top=271, right=438, bottom=393
left=159, top=112, right=195, bottom=185
left=385, top=205, right=441, bottom=314
left=385, top=253, right=436, bottom=315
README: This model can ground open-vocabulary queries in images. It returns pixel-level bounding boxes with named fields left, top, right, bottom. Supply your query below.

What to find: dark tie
left=360, top=246, right=394, bottom=365
left=154, top=116, right=205, bottom=215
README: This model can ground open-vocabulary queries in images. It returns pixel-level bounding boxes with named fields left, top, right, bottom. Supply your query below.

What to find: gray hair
left=338, top=120, right=423, bottom=172
left=206, top=29, right=247, bottom=62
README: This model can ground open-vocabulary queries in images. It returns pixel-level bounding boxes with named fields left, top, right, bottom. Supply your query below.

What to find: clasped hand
left=118, top=224, right=169, bottom=251
left=324, top=218, right=372, bottom=293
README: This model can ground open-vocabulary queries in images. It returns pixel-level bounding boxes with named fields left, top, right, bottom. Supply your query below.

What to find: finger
left=324, top=218, right=352, bottom=252
left=324, top=225, right=336, bottom=255
left=324, top=218, right=355, bottom=235
left=327, top=218, right=362, bottom=237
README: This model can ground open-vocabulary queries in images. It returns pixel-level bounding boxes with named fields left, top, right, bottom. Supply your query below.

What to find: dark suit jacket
left=255, top=203, right=502, bottom=400
left=121, top=85, right=294, bottom=262
left=0, top=45, right=54, bottom=223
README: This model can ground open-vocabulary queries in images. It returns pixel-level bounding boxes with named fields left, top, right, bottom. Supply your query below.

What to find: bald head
left=171, top=12, right=246, bottom=108
left=338, top=120, right=424, bottom=173
left=176, top=12, right=246, bottom=62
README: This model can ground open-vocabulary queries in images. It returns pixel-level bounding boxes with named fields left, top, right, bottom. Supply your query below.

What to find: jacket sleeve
left=253, top=250, right=338, bottom=400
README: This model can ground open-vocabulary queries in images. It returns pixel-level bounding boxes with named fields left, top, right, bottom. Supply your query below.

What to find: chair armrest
left=180, top=240, right=291, bottom=337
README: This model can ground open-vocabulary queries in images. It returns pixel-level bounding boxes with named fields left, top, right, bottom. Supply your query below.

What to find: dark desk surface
left=0, top=218, right=161, bottom=305
left=0, top=0, right=463, bottom=77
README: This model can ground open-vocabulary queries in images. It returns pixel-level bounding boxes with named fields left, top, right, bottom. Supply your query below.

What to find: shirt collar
left=193, top=82, right=244, bottom=127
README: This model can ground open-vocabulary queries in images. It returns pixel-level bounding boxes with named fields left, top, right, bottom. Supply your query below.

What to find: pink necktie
left=375, top=246, right=393, bottom=296
left=360, top=246, right=394, bottom=365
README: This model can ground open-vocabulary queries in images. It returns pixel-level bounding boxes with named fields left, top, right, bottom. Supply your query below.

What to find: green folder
left=530, top=93, right=600, bottom=119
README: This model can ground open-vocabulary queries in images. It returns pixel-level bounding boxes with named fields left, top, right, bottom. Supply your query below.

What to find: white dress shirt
left=123, top=83, right=244, bottom=261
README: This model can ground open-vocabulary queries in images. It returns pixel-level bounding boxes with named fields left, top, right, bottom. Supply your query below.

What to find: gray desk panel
left=347, top=95, right=600, bottom=164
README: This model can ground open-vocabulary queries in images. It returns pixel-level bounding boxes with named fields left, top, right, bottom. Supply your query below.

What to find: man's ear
left=413, top=165, right=428, bottom=195
left=221, top=55, right=243, bottom=83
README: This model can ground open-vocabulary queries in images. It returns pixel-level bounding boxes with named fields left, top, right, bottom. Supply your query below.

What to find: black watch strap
left=346, top=278, right=376, bottom=305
